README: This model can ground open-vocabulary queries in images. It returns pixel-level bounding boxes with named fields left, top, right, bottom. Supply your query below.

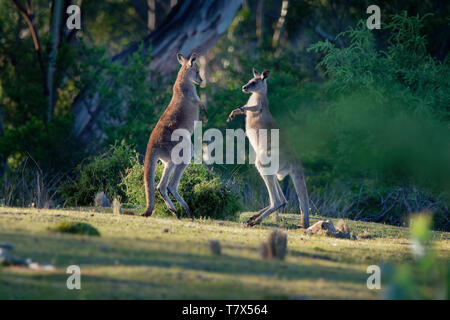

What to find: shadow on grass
left=0, top=230, right=366, bottom=286
left=0, top=268, right=299, bottom=299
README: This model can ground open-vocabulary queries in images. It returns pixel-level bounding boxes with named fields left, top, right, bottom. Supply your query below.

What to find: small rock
left=28, top=262, right=40, bottom=270
left=0, top=248, right=7, bottom=264
left=94, top=192, right=111, bottom=207
left=335, top=219, right=350, bottom=234
left=28, top=261, right=55, bottom=271
left=335, top=219, right=352, bottom=239
left=259, top=242, right=270, bottom=259
left=113, top=198, right=121, bottom=215
left=208, top=240, right=222, bottom=256
left=305, top=220, right=336, bottom=236
left=40, top=264, right=55, bottom=271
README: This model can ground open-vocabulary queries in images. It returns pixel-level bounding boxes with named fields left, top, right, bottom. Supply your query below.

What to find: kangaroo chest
left=169, top=97, right=199, bottom=136
left=245, top=95, right=264, bottom=151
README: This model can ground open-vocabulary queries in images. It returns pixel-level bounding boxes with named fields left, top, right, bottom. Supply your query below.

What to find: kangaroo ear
left=261, top=70, right=270, bottom=80
left=177, top=53, right=186, bottom=65
left=252, top=67, right=261, bottom=78
left=188, top=52, right=198, bottom=67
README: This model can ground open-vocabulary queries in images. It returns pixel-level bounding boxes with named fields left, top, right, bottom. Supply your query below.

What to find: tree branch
left=12, top=0, right=48, bottom=97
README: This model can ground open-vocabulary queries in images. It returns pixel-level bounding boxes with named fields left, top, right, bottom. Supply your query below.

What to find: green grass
left=0, top=207, right=448, bottom=299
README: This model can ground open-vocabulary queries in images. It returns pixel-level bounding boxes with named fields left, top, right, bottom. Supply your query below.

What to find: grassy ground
left=0, top=207, right=448, bottom=299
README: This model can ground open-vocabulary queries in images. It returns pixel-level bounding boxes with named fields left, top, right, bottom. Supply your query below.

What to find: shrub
left=122, top=161, right=242, bottom=219
left=51, top=221, right=100, bottom=236
left=60, top=141, right=136, bottom=206
left=385, top=213, right=449, bottom=299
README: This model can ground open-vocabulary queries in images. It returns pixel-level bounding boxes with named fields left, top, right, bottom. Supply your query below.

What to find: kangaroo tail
left=143, top=148, right=157, bottom=217
left=291, top=165, right=310, bottom=229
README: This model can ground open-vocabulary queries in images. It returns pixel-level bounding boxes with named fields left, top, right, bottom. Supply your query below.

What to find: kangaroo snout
left=242, top=85, right=249, bottom=93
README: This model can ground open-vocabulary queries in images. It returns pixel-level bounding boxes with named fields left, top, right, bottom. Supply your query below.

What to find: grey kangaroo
left=143, top=52, right=206, bottom=219
left=227, top=68, right=310, bottom=228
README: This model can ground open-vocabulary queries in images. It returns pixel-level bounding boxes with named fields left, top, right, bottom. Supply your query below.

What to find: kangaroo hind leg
left=247, top=205, right=269, bottom=224
left=290, top=166, right=310, bottom=228
left=168, top=162, right=192, bottom=219
left=247, top=175, right=284, bottom=227
left=275, top=181, right=287, bottom=221
left=157, top=161, right=179, bottom=219
left=143, top=149, right=158, bottom=217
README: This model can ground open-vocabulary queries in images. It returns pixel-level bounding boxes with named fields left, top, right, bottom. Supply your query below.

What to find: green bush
left=122, top=161, right=242, bottom=219
left=51, top=221, right=100, bottom=236
left=60, top=141, right=136, bottom=206
left=295, top=14, right=450, bottom=229
left=385, top=213, right=449, bottom=299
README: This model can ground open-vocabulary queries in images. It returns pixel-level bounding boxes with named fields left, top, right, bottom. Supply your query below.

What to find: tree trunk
left=272, top=0, right=288, bottom=48
left=147, top=0, right=156, bottom=32
left=73, top=0, right=242, bottom=146
left=47, top=0, right=64, bottom=122
left=256, top=0, right=264, bottom=45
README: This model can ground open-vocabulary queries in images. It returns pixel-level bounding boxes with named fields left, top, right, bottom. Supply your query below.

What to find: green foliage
left=287, top=13, right=450, bottom=228
left=0, top=2, right=105, bottom=174
left=0, top=115, right=81, bottom=173
left=102, top=47, right=171, bottom=153
left=61, top=142, right=241, bottom=219
left=60, top=142, right=136, bottom=206
left=122, top=161, right=242, bottom=220
left=51, top=220, right=100, bottom=236
left=307, top=13, right=450, bottom=117
left=385, top=213, right=449, bottom=299
left=74, top=42, right=171, bottom=154
left=203, top=11, right=449, bottom=230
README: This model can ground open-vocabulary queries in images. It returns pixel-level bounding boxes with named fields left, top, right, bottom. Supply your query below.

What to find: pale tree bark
left=272, top=0, right=288, bottom=48
left=256, top=0, right=264, bottom=45
left=73, top=0, right=242, bottom=146
left=47, top=0, right=64, bottom=121
left=147, top=0, right=156, bottom=32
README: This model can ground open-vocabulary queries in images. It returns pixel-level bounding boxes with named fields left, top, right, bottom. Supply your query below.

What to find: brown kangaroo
left=227, top=68, right=310, bottom=228
left=143, top=52, right=206, bottom=219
